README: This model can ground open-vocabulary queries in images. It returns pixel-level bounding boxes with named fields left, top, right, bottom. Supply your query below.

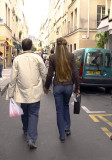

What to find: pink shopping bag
left=9, top=98, right=23, bottom=117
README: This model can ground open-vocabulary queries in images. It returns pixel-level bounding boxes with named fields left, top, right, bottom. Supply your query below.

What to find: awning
left=108, top=20, right=112, bottom=35
left=18, top=44, right=22, bottom=50
left=7, top=40, right=14, bottom=48
left=13, top=42, right=18, bottom=45
left=13, top=42, right=22, bottom=50
left=97, top=17, right=109, bottom=33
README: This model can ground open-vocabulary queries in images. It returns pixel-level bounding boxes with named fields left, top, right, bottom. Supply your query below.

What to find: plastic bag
left=9, top=98, right=23, bottom=117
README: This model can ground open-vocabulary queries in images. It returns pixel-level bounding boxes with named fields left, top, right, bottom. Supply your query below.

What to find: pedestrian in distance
left=50, top=48, right=54, bottom=54
left=6, top=38, right=47, bottom=149
left=0, top=51, right=7, bottom=78
left=45, top=55, right=49, bottom=71
left=44, top=37, right=80, bottom=143
left=11, top=53, right=15, bottom=65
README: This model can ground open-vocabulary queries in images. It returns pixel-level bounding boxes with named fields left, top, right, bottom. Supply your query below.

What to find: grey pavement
left=0, top=90, right=112, bottom=160
left=0, top=67, right=11, bottom=95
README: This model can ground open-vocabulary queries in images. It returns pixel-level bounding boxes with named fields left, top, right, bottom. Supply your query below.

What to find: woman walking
left=44, top=37, right=80, bottom=142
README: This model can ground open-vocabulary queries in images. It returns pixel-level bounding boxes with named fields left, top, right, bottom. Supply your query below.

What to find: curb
left=0, top=83, right=9, bottom=96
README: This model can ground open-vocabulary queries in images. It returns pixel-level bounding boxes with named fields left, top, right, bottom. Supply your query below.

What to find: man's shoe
left=65, top=130, right=71, bottom=136
left=28, top=140, right=37, bottom=149
left=59, top=137, right=65, bottom=143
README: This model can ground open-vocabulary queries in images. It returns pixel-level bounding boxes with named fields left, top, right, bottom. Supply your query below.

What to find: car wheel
left=105, top=88, right=112, bottom=94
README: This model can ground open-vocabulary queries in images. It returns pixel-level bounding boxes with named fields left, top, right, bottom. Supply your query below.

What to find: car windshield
left=86, top=52, right=103, bottom=67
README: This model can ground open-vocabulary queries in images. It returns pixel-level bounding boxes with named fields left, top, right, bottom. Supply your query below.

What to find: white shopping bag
left=9, top=98, right=23, bottom=117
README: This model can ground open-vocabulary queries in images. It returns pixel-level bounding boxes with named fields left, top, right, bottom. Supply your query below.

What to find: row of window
left=5, top=3, right=10, bottom=28
left=68, top=43, right=76, bottom=53
left=97, top=5, right=110, bottom=27
left=63, top=5, right=108, bottom=36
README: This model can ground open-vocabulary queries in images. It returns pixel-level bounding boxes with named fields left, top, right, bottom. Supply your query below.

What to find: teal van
left=72, top=48, right=112, bottom=92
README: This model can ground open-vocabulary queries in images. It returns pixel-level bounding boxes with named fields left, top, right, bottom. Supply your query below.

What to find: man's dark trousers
left=21, top=101, right=40, bottom=142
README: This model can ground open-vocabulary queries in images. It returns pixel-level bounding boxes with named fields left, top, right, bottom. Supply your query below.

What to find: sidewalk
left=0, top=68, right=11, bottom=95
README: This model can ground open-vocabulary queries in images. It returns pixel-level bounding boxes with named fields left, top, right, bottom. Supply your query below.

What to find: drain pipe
left=87, top=0, right=90, bottom=39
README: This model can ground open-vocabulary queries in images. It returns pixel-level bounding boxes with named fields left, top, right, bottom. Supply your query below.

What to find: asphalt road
left=0, top=87, right=112, bottom=160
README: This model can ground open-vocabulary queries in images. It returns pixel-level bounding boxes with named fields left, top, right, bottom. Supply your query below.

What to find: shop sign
left=0, top=43, right=4, bottom=47
left=14, top=45, right=17, bottom=49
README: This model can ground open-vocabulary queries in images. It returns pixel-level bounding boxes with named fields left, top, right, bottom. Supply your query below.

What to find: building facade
left=0, top=0, right=28, bottom=68
left=40, top=0, right=108, bottom=52
left=97, top=0, right=112, bottom=51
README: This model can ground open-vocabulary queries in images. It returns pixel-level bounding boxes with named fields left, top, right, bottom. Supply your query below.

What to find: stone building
left=40, top=0, right=109, bottom=52
left=97, top=0, right=112, bottom=51
left=0, top=0, right=28, bottom=68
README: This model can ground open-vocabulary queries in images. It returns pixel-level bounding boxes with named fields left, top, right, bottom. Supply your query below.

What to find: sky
left=23, top=0, right=49, bottom=37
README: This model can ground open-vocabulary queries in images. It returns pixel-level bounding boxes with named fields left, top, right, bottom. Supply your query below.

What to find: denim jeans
left=21, top=101, right=40, bottom=142
left=53, top=85, right=73, bottom=140
left=0, top=65, right=3, bottom=78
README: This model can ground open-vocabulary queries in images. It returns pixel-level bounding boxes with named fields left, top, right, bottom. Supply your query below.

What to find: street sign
left=0, top=18, right=3, bottom=23
left=4, top=41, right=7, bottom=46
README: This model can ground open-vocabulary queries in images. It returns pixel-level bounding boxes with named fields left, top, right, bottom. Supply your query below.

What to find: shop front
left=0, top=38, right=14, bottom=68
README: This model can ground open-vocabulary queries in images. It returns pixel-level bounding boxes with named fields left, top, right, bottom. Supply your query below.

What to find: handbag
left=9, top=98, right=23, bottom=117
left=73, top=94, right=81, bottom=114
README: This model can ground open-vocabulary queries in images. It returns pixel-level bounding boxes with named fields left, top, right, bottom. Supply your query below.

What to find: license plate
left=88, top=71, right=100, bottom=75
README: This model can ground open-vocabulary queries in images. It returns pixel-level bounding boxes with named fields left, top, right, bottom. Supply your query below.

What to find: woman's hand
left=75, top=89, right=80, bottom=95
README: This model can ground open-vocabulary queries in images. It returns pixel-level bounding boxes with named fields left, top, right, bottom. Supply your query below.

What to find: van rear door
left=84, top=51, right=105, bottom=78
left=83, top=50, right=112, bottom=79
left=104, top=52, right=112, bottom=77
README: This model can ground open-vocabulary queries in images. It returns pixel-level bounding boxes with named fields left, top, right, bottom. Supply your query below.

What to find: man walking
left=0, top=51, right=7, bottom=78
left=0, top=51, right=4, bottom=78
left=6, top=38, right=47, bottom=149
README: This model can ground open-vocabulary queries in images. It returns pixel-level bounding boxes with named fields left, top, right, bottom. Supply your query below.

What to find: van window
left=74, top=51, right=83, bottom=68
left=105, top=53, right=111, bottom=67
left=86, top=52, right=103, bottom=67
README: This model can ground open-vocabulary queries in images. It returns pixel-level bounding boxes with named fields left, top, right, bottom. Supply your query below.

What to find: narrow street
left=0, top=88, right=112, bottom=160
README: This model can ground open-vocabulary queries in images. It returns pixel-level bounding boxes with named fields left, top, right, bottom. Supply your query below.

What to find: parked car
left=72, top=48, right=112, bottom=93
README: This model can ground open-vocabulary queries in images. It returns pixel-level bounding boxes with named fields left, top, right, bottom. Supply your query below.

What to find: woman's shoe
left=110, top=134, right=112, bottom=140
left=28, top=140, right=37, bottom=149
left=60, top=138, right=65, bottom=143
left=65, top=130, right=71, bottom=136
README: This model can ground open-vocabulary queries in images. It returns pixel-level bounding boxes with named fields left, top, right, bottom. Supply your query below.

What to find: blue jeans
left=53, top=85, right=73, bottom=140
left=0, top=65, right=3, bottom=78
left=21, top=102, right=40, bottom=142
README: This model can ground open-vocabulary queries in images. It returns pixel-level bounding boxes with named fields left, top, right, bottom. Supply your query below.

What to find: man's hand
left=9, top=96, right=13, bottom=99
left=44, top=87, right=49, bottom=94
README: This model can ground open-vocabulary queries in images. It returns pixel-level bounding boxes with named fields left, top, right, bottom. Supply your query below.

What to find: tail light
left=80, top=78, right=82, bottom=82
left=79, top=61, right=83, bottom=76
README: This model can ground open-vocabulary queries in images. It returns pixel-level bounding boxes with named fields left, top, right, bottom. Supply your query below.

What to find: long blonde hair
left=55, top=38, right=71, bottom=82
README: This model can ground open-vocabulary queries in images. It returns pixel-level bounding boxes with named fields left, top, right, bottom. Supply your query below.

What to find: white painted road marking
left=81, top=106, right=106, bottom=114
